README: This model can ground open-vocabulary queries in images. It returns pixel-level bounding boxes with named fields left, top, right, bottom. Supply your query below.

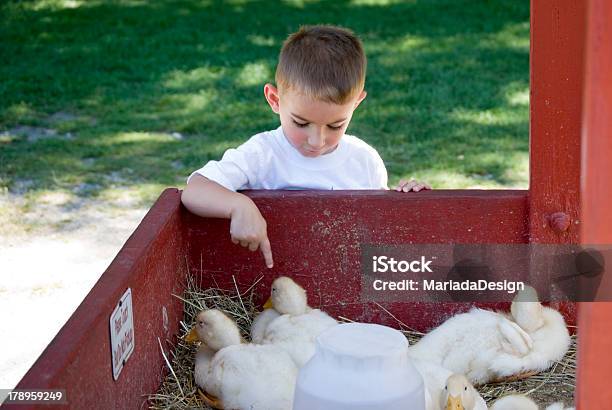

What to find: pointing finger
left=260, top=238, right=274, bottom=269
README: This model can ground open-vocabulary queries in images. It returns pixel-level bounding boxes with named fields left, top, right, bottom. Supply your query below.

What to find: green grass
left=0, top=0, right=529, bottom=209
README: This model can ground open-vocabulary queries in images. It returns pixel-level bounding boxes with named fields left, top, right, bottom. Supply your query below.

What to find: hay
left=148, top=273, right=261, bottom=410
left=477, top=331, right=576, bottom=407
left=148, top=274, right=576, bottom=409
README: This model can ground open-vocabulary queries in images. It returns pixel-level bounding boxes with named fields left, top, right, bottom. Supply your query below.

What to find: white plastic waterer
left=292, top=323, right=425, bottom=410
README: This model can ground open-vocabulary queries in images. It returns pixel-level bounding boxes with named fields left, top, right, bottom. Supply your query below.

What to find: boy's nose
left=308, top=130, right=326, bottom=148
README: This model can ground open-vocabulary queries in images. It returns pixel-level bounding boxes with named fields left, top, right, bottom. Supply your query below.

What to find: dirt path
left=0, top=191, right=148, bottom=389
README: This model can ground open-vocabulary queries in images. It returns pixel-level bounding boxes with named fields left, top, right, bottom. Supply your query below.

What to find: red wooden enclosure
left=576, top=0, right=612, bottom=408
left=5, top=0, right=611, bottom=409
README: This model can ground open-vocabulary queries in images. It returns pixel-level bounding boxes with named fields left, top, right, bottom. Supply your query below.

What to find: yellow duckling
left=186, top=309, right=298, bottom=410
left=251, top=276, right=337, bottom=366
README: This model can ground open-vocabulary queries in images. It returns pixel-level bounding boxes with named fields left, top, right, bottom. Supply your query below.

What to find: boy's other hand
left=395, top=179, right=432, bottom=192
left=229, top=196, right=274, bottom=268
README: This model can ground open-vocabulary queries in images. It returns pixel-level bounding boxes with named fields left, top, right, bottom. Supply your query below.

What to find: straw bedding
left=148, top=273, right=576, bottom=409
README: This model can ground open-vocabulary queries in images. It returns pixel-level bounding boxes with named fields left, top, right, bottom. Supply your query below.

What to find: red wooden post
left=576, top=0, right=612, bottom=408
left=529, top=0, right=585, bottom=244
left=528, top=0, right=585, bottom=330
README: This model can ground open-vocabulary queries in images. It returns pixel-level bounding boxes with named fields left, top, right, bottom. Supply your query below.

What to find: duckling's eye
left=444, top=386, right=447, bottom=390
left=464, top=386, right=467, bottom=391
left=272, top=287, right=277, bottom=292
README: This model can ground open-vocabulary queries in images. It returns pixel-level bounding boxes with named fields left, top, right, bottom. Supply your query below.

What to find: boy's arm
left=181, top=174, right=274, bottom=268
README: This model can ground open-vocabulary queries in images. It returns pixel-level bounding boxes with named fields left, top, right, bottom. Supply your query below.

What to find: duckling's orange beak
left=446, top=395, right=464, bottom=410
left=185, top=327, right=199, bottom=343
left=263, top=297, right=273, bottom=309
left=198, top=388, right=223, bottom=409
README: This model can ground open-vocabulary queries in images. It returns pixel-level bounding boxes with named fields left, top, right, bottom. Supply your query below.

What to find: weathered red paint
left=576, top=0, right=612, bottom=408
left=529, top=0, right=585, bottom=244
left=185, top=190, right=532, bottom=331
left=527, top=0, right=585, bottom=365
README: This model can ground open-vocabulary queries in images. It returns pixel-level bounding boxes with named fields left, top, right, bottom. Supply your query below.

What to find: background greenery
left=0, top=0, right=529, bottom=211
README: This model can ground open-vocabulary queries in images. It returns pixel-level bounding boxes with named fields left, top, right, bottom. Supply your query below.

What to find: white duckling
left=408, top=307, right=533, bottom=385
left=411, top=358, right=486, bottom=410
left=251, top=308, right=281, bottom=344
left=186, top=309, right=298, bottom=410
left=439, top=373, right=488, bottom=410
left=251, top=276, right=308, bottom=343
left=491, top=394, right=574, bottom=410
left=544, top=403, right=574, bottom=410
left=252, top=276, right=337, bottom=367
left=408, top=286, right=569, bottom=385
left=412, top=358, right=454, bottom=410
left=490, top=394, right=538, bottom=410
left=488, top=287, right=570, bottom=382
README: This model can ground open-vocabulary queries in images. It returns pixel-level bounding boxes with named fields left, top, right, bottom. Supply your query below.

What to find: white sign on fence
left=110, top=288, right=135, bottom=380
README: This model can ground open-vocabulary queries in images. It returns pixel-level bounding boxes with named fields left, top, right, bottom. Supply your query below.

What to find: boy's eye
left=327, top=124, right=343, bottom=130
left=293, top=120, right=309, bottom=128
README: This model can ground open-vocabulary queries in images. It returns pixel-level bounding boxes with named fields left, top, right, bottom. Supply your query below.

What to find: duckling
left=408, top=307, right=533, bottom=385
left=185, top=309, right=298, bottom=410
left=252, top=276, right=337, bottom=366
left=490, top=394, right=574, bottom=410
left=490, top=394, right=538, bottom=410
left=412, top=358, right=454, bottom=410
left=544, top=403, right=574, bottom=410
left=439, top=373, right=487, bottom=410
left=488, top=287, right=570, bottom=382
left=511, top=286, right=545, bottom=332
left=251, top=308, right=280, bottom=344
left=251, top=276, right=309, bottom=344
left=408, top=286, right=569, bottom=385
left=251, top=277, right=305, bottom=343
left=411, top=359, right=486, bottom=410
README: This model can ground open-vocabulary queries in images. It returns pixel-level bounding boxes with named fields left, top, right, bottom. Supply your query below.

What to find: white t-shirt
left=188, top=126, right=388, bottom=191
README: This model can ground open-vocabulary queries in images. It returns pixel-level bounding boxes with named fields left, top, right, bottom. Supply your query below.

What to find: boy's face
left=264, top=84, right=366, bottom=158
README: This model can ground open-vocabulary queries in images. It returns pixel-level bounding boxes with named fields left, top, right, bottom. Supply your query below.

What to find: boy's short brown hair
left=275, top=25, right=367, bottom=105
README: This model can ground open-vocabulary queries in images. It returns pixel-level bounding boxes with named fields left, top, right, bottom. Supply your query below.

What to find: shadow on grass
left=0, top=0, right=529, bottom=200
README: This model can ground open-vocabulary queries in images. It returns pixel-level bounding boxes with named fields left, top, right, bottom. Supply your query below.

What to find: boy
left=182, top=25, right=429, bottom=269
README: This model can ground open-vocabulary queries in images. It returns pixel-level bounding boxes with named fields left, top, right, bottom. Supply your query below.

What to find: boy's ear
left=264, top=83, right=280, bottom=114
left=353, top=90, right=367, bottom=109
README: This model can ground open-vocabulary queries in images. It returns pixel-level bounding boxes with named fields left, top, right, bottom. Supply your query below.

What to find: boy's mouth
left=301, top=146, right=324, bottom=155
left=305, top=148, right=322, bottom=154
left=302, top=144, right=339, bottom=156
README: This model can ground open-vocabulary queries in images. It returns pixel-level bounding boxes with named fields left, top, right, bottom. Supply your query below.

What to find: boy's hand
left=229, top=196, right=274, bottom=268
left=395, top=179, right=431, bottom=192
